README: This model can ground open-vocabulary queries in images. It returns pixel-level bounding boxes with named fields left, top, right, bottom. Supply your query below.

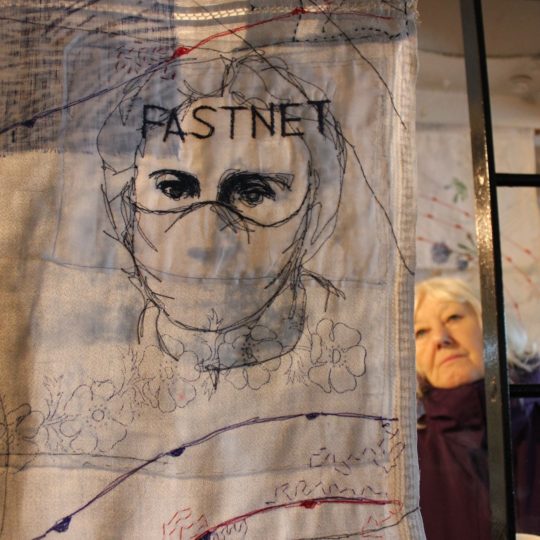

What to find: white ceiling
left=418, top=0, right=540, bottom=56
left=417, top=0, right=540, bottom=99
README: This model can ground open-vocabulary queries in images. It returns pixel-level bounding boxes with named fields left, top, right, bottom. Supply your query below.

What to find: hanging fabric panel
left=0, top=1, right=420, bottom=538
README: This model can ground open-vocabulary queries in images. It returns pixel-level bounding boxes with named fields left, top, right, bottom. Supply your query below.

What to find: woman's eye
left=447, top=313, right=463, bottom=323
left=150, top=170, right=200, bottom=201
left=415, top=328, right=428, bottom=339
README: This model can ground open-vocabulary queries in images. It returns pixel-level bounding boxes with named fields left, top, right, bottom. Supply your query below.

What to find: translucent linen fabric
left=0, top=1, right=420, bottom=538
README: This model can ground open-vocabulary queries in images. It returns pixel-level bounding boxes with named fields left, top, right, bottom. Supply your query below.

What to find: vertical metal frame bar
left=459, top=0, right=515, bottom=538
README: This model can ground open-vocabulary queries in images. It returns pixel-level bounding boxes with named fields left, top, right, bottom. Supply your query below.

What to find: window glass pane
left=498, top=186, right=540, bottom=534
left=416, top=5, right=487, bottom=539
left=481, top=0, right=540, bottom=175
left=499, top=187, right=540, bottom=349
left=416, top=1, right=476, bottom=283
left=417, top=1, right=540, bottom=537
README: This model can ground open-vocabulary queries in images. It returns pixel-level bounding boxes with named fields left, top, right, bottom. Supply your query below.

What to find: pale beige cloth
left=0, top=1, right=420, bottom=538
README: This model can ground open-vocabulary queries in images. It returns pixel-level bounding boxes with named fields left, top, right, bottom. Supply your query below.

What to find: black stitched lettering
left=190, top=105, right=216, bottom=139
left=220, top=106, right=247, bottom=139
left=251, top=104, right=275, bottom=138
left=142, top=104, right=167, bottom=139
left=163, top=109, right=186, bottom=142
left=279, top=103, right=303, bottom=137
left=307, top=100, right=330, bottom=135
left=143, top=100, right=331, bottom=141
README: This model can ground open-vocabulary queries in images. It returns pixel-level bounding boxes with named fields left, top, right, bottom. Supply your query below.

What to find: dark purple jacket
left=511, top=369, right=540, bottom=533
left=418, top=376, right=540, bottom=539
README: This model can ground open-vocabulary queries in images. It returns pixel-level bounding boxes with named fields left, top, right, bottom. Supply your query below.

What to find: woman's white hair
left=414, top=276, right=539, bottom=397
left=415, top=277, right=482, bottom=325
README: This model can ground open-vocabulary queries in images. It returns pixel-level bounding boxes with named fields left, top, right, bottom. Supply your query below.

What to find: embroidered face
left=130, top=97, right=314, bottom=331
left=99, top=53, right=345, bottom=369
left=414, top=295, right=484, bottom=389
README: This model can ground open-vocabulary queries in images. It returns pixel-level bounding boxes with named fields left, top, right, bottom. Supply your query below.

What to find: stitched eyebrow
left=149, top=169, right=198, bottom=183
left=218, top=171, right=294, bottom=191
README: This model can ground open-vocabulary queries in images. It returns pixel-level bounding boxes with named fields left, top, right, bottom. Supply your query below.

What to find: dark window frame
left=460, top=0, right=540, bottom=537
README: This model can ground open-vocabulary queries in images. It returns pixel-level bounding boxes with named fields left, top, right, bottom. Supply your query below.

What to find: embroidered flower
left=138, top=345, right=198, bottom=413
left=160, top=333, right=213, bottom=367
left=457, top=255, right=469, bottom=271
left=431, top=242, right=452, bottom=264
left=60, top=381, right=131, bottom=453
left=308, top=319, right=366, bottom=393
left=218, top=325, right=283, bottom=368
left=1, top=404, right=45, bottom=453
left=219, top=326, right=283, bottom=390
left=224, top=357, right=281, bottom=390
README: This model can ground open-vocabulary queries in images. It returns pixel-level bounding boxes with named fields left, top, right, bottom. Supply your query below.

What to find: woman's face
left=414, top=294, right=485, bottom=389
left=129, top=97, right=313, bottom=330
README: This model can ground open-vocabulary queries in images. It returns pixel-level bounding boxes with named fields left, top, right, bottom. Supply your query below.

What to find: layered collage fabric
left=0, top=1, right=420, bottom=538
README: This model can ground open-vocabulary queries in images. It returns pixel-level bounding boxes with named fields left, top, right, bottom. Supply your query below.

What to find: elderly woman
left=414, top=277, right=540, bottom=540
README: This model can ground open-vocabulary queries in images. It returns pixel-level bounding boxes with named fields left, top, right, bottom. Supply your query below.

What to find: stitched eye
left=236, top=180, right=276, bottom=207
left=218, top=173, right=279, bottom=209
left=157, top=179, right=192, bottom=200
left=150, top=170, right=200, bottom=200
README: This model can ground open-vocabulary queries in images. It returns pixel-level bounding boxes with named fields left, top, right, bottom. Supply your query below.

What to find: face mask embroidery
left=99, top=52, right=346, bottom=379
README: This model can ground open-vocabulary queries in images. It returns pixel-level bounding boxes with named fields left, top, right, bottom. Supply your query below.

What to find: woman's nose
left=433, top=326, right=454, bottom=348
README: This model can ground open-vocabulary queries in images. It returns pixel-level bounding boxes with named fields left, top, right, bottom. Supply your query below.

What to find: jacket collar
left=422, top=380, right=486, bottom=432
